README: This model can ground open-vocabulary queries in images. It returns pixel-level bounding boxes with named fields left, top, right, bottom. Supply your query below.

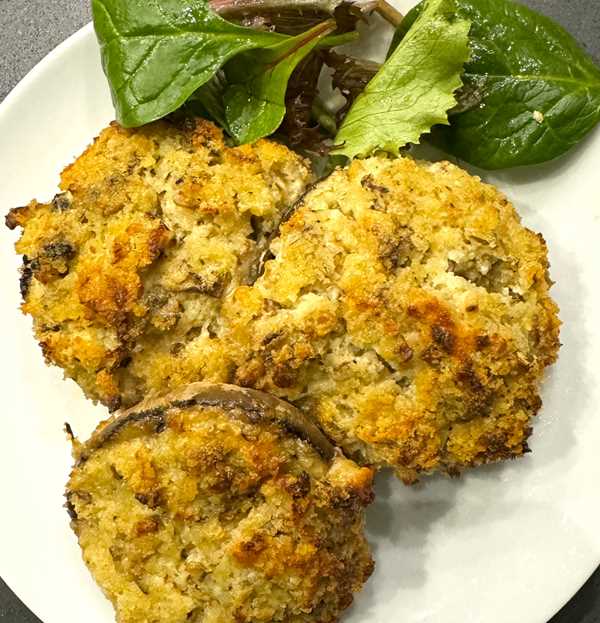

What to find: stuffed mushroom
left=6, top=118, right=313, bottom=409
left=224, top=156, right=561, bottom=482
left=8, top=131, right=560, bottom=482
left=66, top=383, right=374, bottom=623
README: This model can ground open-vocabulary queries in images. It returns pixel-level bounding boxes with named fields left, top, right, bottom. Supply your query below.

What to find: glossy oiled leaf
left=397, top=0, right=600, bottom=169
left=92, top=0, right=283, bottom=127
left=332, top=0, right=470, bottom=158
left=224, top=21, right=336, bottom=144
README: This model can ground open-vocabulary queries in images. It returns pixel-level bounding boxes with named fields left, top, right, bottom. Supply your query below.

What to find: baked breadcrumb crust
left=7, top=118, right=312, bottom=409
left=226, top=158, right=560, bottom=481
left=67, top=383, right=374, bottom=623
left=7, top=121, right=560, bottom=481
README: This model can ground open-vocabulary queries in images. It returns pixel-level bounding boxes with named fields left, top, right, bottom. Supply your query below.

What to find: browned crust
left=6, top=118, right=313, bottom=410
left=77, top=383, right=335, bottom=464
left=8, top=127, right=560, bottom=481
left=249, top=179, right=320, bottom=284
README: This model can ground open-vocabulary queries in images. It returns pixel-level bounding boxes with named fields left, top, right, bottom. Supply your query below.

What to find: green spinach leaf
left=332, top=0, right=470, bottom=159
left=185, top=73, right=230, bottom=131
left=395, top=0, right=600, bottom=169
left=92, top=0, right=284, bottom=127
left=223, top=21, right=336, bottom=144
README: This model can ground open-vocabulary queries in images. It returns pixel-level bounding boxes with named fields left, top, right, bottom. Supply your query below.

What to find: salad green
left=333, top=0, right=470, bottom=158
left=223, top=21, right=336, bottom=144
left=395, top=0, right=600, bottom=169
left=93, top=0, right=600, bottom=170
left=92, top=0, right=286, bottom=127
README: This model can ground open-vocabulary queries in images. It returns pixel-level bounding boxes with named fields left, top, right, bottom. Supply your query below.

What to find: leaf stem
left=374, top=0, right=404, bottom=27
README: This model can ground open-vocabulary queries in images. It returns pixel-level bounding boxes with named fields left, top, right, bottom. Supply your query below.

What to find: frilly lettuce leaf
left=333, top=0, right=470, bottom=158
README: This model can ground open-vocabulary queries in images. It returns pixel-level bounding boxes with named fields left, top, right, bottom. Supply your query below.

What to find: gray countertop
left=1, top=1, right=599, bottom=621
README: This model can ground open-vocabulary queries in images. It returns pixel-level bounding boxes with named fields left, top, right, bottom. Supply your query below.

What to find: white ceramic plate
left=1, top=4, right=599, bottom=623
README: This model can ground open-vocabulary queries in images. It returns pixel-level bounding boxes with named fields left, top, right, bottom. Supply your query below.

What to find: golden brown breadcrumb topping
left=225, top=158, right=560, bottom=481
left=67, top=383, right=374, bottom=623
left=7, top=122, right=560, bottom=481
left=7, top=118, right=312, bottom=409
